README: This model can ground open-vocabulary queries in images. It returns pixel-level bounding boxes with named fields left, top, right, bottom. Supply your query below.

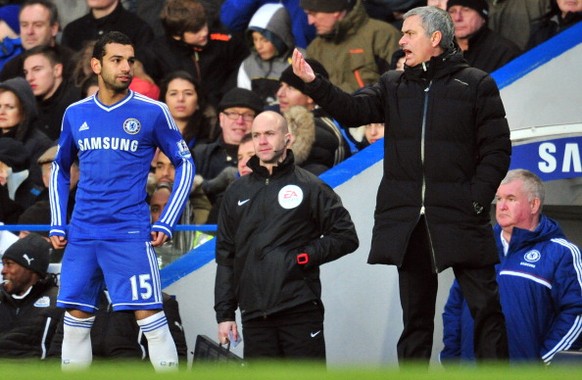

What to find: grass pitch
left=1, top=360, right=581, bottom=380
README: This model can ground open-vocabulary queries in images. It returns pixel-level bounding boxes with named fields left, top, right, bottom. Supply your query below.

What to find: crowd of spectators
left=0, top=0, right=579, bottom=260
left=0, top=0, right=580, bottom=366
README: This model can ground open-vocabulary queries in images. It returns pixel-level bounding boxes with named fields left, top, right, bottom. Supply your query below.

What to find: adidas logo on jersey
left=79, top=122, right=90, bottom=131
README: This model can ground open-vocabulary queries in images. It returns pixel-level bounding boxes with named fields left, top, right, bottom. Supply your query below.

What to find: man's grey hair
left=403, top=6, right=455, bottom=51
left=500, top=169, right=545, bottom=208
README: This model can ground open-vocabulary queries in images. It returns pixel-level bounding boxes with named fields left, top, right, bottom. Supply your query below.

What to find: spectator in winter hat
left=447, top=0, right=521, bottom=72
left=191, top=87, right=263, bottom=223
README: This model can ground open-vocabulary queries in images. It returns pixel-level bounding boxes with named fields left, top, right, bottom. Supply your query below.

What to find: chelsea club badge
left=123, top=118, right=141, bottom=135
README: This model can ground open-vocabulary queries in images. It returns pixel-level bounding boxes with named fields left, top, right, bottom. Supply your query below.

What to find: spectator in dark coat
left=0, top=76, right=52, bottom=188
left=0, top=233, right=62, bottom=358
left=277, top=60, right=352, bottom=174
left=292, top=5, right=510, bottom=365
left=0, top=0, right=75, bottom=82
left=139, top=0, right=249, bottom=109
left=23, top=45, right=81, bottom=141
left=527, top=0, right=582, bottom=50
left=0, top=138, right=36, bottom=224
left=61, top=0, right=154, bottom=53
left=448, top=0, right=521, bottom=73
left=192, top=87, right=264, bottom=223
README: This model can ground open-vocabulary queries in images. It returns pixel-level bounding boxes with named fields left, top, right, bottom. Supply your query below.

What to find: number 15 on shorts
left=130, top=274, right=153, bottom=300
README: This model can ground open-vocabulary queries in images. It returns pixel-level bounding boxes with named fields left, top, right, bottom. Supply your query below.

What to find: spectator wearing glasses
left=192, top=87, right=264, bottom=223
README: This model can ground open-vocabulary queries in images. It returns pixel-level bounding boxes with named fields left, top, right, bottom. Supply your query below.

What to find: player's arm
left=151, top=106, right=195, bottom=239
left=49, top=110, right=77, bottom=248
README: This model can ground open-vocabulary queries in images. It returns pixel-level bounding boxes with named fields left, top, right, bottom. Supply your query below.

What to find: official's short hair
left=161, top=0, right=208, bottom=37
left=20, top=0, right=60, bottom=26
left=403, top=6, right=455, bottom=51
left=500, top=169, right=545, bottom=207
left=92, top=31, right=134, bottom=61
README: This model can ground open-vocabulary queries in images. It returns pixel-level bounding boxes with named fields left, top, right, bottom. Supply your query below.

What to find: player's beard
left=101, top=70, right=133, bottom=93
left=107, top=77, right=132, bottom=93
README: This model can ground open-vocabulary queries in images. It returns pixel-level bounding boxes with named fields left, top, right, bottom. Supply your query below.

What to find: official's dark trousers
left=242, top=302, right=326, bottom=361
left=396, top=218, right=508, bottom=365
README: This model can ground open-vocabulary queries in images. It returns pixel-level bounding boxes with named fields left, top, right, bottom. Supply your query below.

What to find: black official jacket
left=214, top=152, right=358, bottom=323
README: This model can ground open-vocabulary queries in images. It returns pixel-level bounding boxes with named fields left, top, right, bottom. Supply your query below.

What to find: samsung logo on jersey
left=78, top=137, right=139, bottom=152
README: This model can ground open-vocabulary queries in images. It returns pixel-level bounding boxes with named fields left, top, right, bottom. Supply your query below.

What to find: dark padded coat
left=0, top=278, right=61, bottom=358
left=303, top=50, right=511, bottom=272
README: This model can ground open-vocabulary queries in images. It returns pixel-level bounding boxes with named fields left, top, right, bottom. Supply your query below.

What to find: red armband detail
left=296, top=253, right=309, bottom=265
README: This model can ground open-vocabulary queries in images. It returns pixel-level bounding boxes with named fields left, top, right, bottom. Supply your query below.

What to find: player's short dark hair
left=92, top=31, right=134, bottom=61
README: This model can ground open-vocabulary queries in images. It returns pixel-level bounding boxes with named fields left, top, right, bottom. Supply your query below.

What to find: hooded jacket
left=303, top=49, right=511, bottom=271
left=285, top=105, right=350, bottom=175
left=441, top=215, right=582, bottom=364
left=238, top=3, right=296, bottom=105
left=306, top=0, right=400, bottom=93
left=0, top=77, right=52, bottom=188
left=220, top=0, right=315, bottom=49
left=214, top=151, right=358, bottom=323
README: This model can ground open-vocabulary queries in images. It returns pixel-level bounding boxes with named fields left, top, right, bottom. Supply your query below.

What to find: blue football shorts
left=57, top=239, right=163, bottom=313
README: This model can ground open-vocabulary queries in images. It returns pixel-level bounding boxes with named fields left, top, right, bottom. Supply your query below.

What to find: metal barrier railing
left=0, top=224, right=218, bottom=233
left=0, top=224, right=219, bottom=269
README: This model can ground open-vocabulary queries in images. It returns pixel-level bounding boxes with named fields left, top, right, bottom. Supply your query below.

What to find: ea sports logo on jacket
left=278, top=185, right=303, bottom=209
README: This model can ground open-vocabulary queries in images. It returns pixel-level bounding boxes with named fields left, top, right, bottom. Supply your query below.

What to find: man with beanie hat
left=300, top=0, right=400, bottom=93
left=0, top=233, right=63, bottom=358
left=277, top=58, right=353, bottom=174
left=192, top=87, right=264, bottom=223
left=292, top=5, right=510, bottom=365
left=447, top=0, right=521, bottom=72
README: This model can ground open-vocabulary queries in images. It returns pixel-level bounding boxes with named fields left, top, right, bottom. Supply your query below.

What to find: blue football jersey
left=49, top=91, right=195, bottom=240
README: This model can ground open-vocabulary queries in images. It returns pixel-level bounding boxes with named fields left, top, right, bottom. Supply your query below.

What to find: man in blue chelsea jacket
left=441, top=169, right=582, bottom=365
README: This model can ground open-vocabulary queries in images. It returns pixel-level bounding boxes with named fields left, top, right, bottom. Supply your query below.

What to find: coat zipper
left=420, top=80, right=439, bottom=273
